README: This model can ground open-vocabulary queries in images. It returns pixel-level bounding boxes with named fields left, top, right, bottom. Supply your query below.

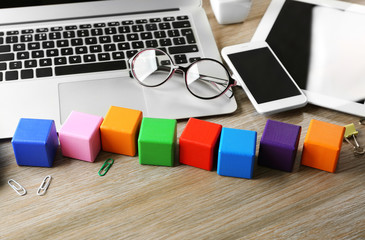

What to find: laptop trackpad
left=58, top=77, right=147, bottom=123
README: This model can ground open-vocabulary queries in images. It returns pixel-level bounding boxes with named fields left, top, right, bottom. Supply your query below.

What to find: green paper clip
left=98, top=158, right=114, bottom=176
left=344, top=123, right=364, bottom=155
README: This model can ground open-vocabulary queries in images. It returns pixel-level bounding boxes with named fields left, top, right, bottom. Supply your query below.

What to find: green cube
left=138, top=117, right=177, bottom=166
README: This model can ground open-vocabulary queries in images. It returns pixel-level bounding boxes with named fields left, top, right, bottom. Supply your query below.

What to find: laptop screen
left=0, top=0, right=104, bottom=9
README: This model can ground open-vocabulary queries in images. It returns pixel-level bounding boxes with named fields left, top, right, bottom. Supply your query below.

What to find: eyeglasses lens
left=186, top=60, right=231, bottom=99
left=132, top=49, right=173, bottom=86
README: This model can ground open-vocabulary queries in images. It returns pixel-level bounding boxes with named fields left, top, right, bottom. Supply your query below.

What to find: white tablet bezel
left=251, top=0, right=365, bottom=117
left=221, top=41, right=308, bottom=114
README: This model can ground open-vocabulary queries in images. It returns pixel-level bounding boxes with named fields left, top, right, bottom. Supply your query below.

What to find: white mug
left=210, top=0, right=252, bottom=24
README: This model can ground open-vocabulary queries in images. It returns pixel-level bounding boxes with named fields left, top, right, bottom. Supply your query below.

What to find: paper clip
left=8, top=179, right=27, bottom=196
left=344, top=123, right=365, bottom=155
left=360, top=118, right=365, bottom=125
left=37, top=175, right=52, bottom=196
left=98, top=158, right=114, bottom=176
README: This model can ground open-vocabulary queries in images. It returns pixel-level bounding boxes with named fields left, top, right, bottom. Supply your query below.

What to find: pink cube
left=59, top=111, right=104, bottom=162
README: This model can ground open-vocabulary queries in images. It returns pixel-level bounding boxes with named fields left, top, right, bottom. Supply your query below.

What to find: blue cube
left=12, top=118, right=59, bottom=167
left=217, top=128, right=257, bottom=179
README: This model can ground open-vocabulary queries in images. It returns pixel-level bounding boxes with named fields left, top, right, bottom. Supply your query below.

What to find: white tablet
left=252, top=0, right=365, bottom=117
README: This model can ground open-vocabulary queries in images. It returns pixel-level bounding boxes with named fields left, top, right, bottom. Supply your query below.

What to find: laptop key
left=9, top=61, right=22, bottom=69
left=177, top=16, right=189, bottom=20
left=0, top=53, right=15, bottom=61
left=132, top=25, right=144, bottom=32
left=146, top=40, right=158, bottom=48
left=46, top=49, right=59, bottom=57
left=91, top=29, right=103, bottom=36
left=13, top=43, right=25, bottom=52
left=118, top=42, right=130, bottom=50
left=71, top=38, right=83, bottom=46
left=85, top=37, right=97, bottom=44
left=57, top=40, right=69, bottom=47
left=181, top=29, right=196, bottom=43
left=17, top=52, right=30, bottom=59
left=35, top=33, right=47, bottom=41
left=75, top=46, right=88, bottom=54
left=51, top=27, right=63, bottom=31
left=39, top=58, right=52, bottom=66
left=6, top=71, right=18, bottom=80
left=105, top=27, right=117, bottom=35
left=172, top=21, right=191, bottom=28
left=32, top=50, right=45, bottom=58
left=150, top=18, right=162, bottom=23
left=0, top=72, right=2, bottom=81
left=0, top=45, right=11, bottom=52
left=61, top=48, right=73, bottom=56
left=98, top=53, right=110, bottom=61
left=167, top=30, right=180, bottom=37
left=127, top=50, right=138, bottom=58
left=54, top=57, right=67, bottom=65
left=145, top=24, right=158, bottom=31
left=7, top=31, right=19, bottom=35
left=25, top=60, right=37, bottom=68
left=36, top=67, right=53, bottom=77
left=168, top=45, right=198, bottom=54
left=141, top=32, right=153, bottom=40
left=118, top=26, right=131, bottom=33
left=21, top=69, right=34, bottom=79
left=83, top=54, right=96, bottom=62
left=113, top=35, right=125, bottom=42
left=69, top=56, right=82, bottom=64
left=65, top=25, right=78, bottom=30
left=43, top=41, right=55, bottom=48
left=0, top=62, right=6, bottom=70
left=159, top=39, right=172, bottom=47
left=6, top=36, right=18, bottom=44
left=49, top=32, right=61, bottom=40
left=77, top=30, right=89, bottom=37
left=28, top=42, right=40, bottom=50
left=112, top=52, right=125, bottom=60
left=20, top=35, right=33, bottom=42
left=132, top=41, right=144, bottom=49
left=55, top=61, right=127, bottom=76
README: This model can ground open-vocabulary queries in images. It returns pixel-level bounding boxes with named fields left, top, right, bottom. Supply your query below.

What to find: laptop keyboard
left=0, top=15, right=201, bottom=81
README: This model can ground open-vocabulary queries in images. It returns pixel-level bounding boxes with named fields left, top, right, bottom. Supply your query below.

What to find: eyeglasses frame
left=129, top=48, right=237, bottom=100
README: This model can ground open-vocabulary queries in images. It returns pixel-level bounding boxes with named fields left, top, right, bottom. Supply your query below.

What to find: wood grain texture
left=1, top=0, right=365, bottom=239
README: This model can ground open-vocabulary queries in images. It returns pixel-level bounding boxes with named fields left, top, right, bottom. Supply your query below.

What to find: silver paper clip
left=8, top=179, right=27, bottom=196
left=37, top=175, right=52, bottom=196
left=344, top=123, right=365, bottom=155
left=360, top=118, right=365, bottom=125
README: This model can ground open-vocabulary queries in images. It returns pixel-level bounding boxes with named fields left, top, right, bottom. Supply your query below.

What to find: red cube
left=179, top=118, right=222, bottom=170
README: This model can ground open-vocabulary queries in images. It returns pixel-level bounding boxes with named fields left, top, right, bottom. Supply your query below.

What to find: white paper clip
left=8, top=179, right=27, bottom=196
left=37, top=175, right=52, bottom=196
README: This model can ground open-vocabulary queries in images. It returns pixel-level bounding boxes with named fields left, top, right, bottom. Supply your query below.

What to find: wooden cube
left=59, top=111, right=103, bottom=162
left=12, top=118, right=59, bottom=167
left=217, top=128, right=257, bottom=179
left=138, top=117, right=177, bottom=166
left=258, top=119, right=302, bottom=172
left=179, top=118, right=222, bottom=171
left=301, top=119, right=345, bottom=173
left=100, top=106, right=142, bottom=156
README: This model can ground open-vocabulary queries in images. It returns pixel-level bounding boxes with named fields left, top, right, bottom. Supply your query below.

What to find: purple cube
left=258, top=119, right=301, bottom=172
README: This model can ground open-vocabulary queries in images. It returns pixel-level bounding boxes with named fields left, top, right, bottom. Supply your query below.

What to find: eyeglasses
left=129, top=48, right=237, bottom=100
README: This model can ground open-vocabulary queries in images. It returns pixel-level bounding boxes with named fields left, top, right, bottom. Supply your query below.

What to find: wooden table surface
left=1, top=0, right=365, bottom=239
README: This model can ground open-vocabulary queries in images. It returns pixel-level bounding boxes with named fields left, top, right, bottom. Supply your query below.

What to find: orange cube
left=100, top=106, right=142, bottom=156
left=301, top=119, right=345, bottom=173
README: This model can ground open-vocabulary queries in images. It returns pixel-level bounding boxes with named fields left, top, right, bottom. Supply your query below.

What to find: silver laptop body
left=0, top=0, right=237, bottom=138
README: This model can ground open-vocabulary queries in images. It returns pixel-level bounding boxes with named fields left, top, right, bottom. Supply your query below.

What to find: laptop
left=0, top=0, right=237, bottom=138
